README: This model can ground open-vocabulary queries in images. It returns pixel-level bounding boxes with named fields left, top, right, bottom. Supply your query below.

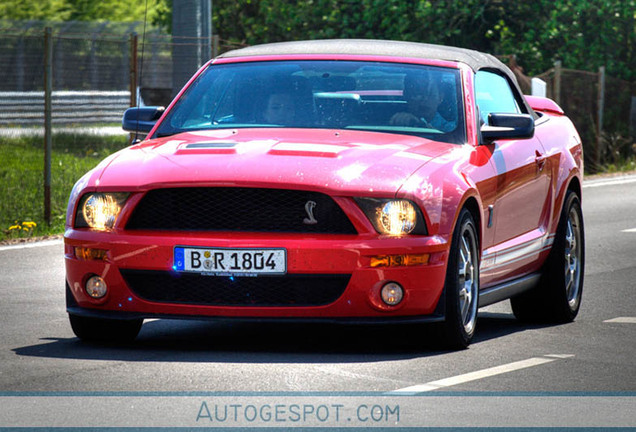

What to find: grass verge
left=0, top=133, right=129, bottom=242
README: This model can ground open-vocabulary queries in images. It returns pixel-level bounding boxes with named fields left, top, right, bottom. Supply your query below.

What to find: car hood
left=95, top=128, right=453, bottom=196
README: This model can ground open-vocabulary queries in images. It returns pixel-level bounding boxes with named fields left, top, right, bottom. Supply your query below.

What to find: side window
left=475, top=71, right=520, bottom=125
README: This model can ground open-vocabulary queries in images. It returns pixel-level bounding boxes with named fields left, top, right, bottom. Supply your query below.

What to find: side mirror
left=122, top=106, right=165, bottom=133
left=481, top=113, right=534, bottom=142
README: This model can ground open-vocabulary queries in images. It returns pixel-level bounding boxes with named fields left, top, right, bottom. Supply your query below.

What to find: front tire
left=511, top=190, right=585, bottom=322
left=441, top=208, right=480, bottom=349
left=69, top=314, right=143, bottom=343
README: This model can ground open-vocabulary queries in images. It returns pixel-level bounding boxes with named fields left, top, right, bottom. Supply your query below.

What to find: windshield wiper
left=154, top=131, right=179, bottom=138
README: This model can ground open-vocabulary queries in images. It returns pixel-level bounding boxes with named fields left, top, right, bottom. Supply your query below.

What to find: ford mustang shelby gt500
left=65, top=40, right=584, bottom=348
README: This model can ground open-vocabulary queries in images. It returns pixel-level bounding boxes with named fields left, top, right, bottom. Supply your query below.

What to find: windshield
left=154, top=60, right=465, bottom=144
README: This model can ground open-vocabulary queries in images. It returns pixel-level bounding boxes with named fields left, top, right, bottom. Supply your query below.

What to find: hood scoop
left=175, top=142, right=237, bottom=154
left=185, top=142, right=236, bottom=148
left=268, top=142, right=352, bottom=158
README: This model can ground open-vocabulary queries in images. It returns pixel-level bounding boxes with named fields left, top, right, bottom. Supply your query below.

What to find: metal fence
left=537, top=64, right=636, bottom=172
left=0, top=90, right=129, bottom=125
left=0, top=20, right=246, bottom=129
left=1, top=20, right=148, bottom=93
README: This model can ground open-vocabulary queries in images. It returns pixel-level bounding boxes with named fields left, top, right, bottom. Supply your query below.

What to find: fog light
left=85, top=275, right=107, bottom=299
left=381, top=282, right=403, bottom=306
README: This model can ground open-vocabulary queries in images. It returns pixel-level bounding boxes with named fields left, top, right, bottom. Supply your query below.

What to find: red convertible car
left=64, top=40, right=584, bottom=348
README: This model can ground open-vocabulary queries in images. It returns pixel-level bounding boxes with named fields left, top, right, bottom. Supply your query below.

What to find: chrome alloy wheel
left=458, top=223, right=479, bottom=335
left=564, top=206, right=582, bottom=310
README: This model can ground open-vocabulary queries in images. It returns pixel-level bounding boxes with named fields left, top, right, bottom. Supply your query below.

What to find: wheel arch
left=461, top=195, right=482, bottom=253
left=567, top=175, right=582, bottom=202
left=550, top=172, right=583, bottom=236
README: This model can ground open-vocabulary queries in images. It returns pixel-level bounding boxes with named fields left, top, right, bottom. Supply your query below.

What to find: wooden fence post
left=44, top=27, right=53, bottom=225
left=213, top=34, right=219, bottom=58
left=596, top=66, right=606, bottom=167
left=129, top=32, right=138, bottom=108
left=554, top=60, right=562, bottom=106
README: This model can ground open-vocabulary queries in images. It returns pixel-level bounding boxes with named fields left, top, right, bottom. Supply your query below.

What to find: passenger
left=264, top=93, right=296, bottom=125
left=390, top=73, right=456, bottom=132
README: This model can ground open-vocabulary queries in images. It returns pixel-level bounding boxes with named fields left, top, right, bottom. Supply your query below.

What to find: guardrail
left=0, top=90, right=130, bottom=125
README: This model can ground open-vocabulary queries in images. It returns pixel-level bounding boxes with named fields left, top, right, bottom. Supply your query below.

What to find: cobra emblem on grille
left=303, top=200, right=318, bottom=225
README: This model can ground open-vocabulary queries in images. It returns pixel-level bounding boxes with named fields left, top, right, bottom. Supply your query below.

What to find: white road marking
left=544, top=354, right=576, bottom=359
left=583, top=175, right=636, bottom=189
left=314, top=365, right=408, bottom=385
left=0, top=239, right=63, bottom=252
left=390, top=355, right=574, bottom=394
left=621, top=228, right=636, bottom=233
left=604, top=317, right=636, bottom=323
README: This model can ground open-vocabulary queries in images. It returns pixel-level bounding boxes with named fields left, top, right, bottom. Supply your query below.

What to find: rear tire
left=69, top=314, right=143, bottom=343
left=511, top=190, right=584, bottom=322
left=440, top=208, right=480, bottom=349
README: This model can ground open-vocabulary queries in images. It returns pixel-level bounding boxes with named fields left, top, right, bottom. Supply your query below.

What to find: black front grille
left=121, top=269, right=350, bottom=307
left=125, top=187, right=357, bottom=234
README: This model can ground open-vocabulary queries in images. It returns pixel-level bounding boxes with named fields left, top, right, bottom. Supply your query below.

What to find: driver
left=390, top=72, right=456, bottom=132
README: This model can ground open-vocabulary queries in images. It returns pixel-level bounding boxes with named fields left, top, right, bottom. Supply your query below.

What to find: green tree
left=205, top=0, right=634, bottom=80
left=0, top=0, right=71, bottom=21
left=494, top=0, right=635, bottom=80
left=62, top=0, right=161, bottom=22
left=1, top=0, right=169, bottom=26
left=3, top=0, right=634, bottom=80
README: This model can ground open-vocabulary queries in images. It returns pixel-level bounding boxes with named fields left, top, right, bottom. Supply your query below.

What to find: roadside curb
left=583, top=173, right=636, bottom=188
left=0, top=237, right=63, bottom=251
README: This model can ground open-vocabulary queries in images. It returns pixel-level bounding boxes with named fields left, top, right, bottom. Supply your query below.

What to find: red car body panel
left=65, top=46, right=583, bottom=325
left=92, top=129, right=451, bottom=197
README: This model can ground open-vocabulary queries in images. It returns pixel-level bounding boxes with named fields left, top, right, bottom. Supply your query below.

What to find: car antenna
left=133, top=0, right=150, bottom=144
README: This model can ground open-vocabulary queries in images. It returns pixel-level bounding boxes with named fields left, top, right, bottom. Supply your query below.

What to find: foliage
left=601, top=132, right=636, bottom=166
left=206, top=0, right=635, bottom=81
left=494, top=0, right=636, bottom=81
left=5, top=221, right=37, bottom=240
left=0, top=0, right=166, bottom=26
left=0, top=0, right=71, bottom=21
left=3, top=0, right=633, bottom=80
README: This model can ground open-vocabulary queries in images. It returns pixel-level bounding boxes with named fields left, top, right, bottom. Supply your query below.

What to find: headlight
left=75, top=193, right=129, bottom=230
left=355, top=198, right=427, bottom=235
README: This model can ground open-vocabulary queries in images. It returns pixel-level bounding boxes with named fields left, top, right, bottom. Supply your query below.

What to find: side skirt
left=478, top=272, right=541, bottom=308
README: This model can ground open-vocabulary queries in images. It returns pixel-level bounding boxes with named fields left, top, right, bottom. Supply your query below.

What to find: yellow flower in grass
left=22, top=221, right=37, bottom=230
left=8, top=224, right=22, bottom=231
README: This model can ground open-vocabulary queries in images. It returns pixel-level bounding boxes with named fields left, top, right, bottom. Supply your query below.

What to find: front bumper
left=64, top=229, right=449, bottom=320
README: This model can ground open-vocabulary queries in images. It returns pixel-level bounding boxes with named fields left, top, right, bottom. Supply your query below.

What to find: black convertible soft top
left=219, top=39, right=515, bottom=82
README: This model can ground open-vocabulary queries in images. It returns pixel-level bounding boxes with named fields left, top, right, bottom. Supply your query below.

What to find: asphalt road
left=1, top=175, right=635, bottom=399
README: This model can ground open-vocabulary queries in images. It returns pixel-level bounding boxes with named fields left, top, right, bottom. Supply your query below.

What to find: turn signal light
left=370, top=254, right=429, bottom=268
left=75, top=247, right=108, bottom=261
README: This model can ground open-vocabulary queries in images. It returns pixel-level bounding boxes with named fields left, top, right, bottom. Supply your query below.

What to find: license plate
left=173, top=247, right=286, bottom=276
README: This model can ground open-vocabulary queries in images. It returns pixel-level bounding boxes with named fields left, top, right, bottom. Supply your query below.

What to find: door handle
left=535, top=151, right=547, bottom=171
